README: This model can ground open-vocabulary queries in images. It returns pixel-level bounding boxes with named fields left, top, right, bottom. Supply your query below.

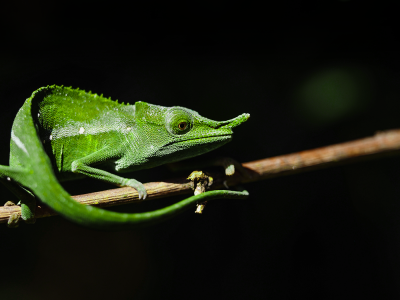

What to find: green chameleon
left=0, top=85, right=249, bottom=229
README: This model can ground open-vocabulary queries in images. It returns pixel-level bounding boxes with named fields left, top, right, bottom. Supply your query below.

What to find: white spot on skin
left=11, top=131, right=28, bottom=155
left=49, top=135, right=52, bottom=140
left=52, top=114, right=129, bottom=139
left=79, top=127, right=85, bottom=134
left=7, top=177, right=11, bottom=181
left=37, top=113, right=40, bottom=118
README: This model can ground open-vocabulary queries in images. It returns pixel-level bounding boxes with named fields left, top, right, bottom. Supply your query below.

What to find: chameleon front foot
left=121, top=179, right=147, bottom=200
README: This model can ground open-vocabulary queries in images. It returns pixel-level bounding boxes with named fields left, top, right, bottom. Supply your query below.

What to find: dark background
left=1, top=1, right=400, bottom=299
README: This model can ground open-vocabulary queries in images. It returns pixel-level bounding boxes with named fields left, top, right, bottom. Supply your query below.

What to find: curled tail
left=1, top=163, right=248, bottom=229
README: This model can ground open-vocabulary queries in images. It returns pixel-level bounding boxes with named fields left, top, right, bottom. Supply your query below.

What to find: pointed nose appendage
left=197, top=113, right=250, bottom=130
left=227, top=113, right=250, bottom=129
left=214, top=113, right=250, bottom=129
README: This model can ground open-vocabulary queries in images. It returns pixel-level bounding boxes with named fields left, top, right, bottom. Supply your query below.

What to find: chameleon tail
left=1, top=162, right=248, bottom=229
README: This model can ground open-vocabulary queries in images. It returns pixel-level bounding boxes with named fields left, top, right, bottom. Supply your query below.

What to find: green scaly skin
left=0, top=85, right=249, bottom=229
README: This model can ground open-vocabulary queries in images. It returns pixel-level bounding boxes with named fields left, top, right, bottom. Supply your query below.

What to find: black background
left=1, top=1, right=400, bottom=299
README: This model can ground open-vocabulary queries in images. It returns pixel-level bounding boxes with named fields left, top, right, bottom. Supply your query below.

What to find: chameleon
left=0, top=85, right=250, bottom=229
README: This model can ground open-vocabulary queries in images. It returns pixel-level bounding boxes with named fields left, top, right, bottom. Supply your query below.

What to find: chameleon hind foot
left=3, top=199, right=36, bottom=227
left=4, top=201, right=20, bottom=228
left=8, top=213, right=21, bottom=228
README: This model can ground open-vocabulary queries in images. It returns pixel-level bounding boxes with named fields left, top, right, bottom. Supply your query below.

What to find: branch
left=2, top=129, right=400, bottom=224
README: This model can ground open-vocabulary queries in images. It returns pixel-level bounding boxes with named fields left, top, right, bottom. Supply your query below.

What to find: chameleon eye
left=165, top=108, right=193, bottom=135
left=178, top=122, right=187, bottom=131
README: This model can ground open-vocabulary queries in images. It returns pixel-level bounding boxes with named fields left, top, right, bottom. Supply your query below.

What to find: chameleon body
left=0, top=85, right=249, bottom=229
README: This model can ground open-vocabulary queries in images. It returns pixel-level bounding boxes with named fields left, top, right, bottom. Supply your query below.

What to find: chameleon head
left=134, top=102, right=250, bottom=164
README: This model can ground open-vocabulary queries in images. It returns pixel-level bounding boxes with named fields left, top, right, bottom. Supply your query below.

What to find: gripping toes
left=121, top=178, right=147, bottom=200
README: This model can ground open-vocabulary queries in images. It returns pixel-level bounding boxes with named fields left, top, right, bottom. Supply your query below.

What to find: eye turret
left=165, top=108, right=193, bottom=135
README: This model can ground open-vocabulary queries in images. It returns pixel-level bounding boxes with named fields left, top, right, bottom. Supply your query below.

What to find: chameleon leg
left=0, top=166, right=37, bottom=226
left=71, top=148, right=147, bottom=199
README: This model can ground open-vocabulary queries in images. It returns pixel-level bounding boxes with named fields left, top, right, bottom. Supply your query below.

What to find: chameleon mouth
left=161, top=134, right=232, bottom=149
left=175, top=134, right=232, bottom=145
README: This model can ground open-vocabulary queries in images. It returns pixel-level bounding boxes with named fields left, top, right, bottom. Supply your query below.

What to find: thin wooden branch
left=2, top=129, right=400, bottom=224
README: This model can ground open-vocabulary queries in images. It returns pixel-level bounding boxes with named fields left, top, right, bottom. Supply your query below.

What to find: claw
left=123, top=178, right=147, bottom=200
left=137, top=186, right=147, bottom=200
left=7, top=212, right=20, bottom=228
